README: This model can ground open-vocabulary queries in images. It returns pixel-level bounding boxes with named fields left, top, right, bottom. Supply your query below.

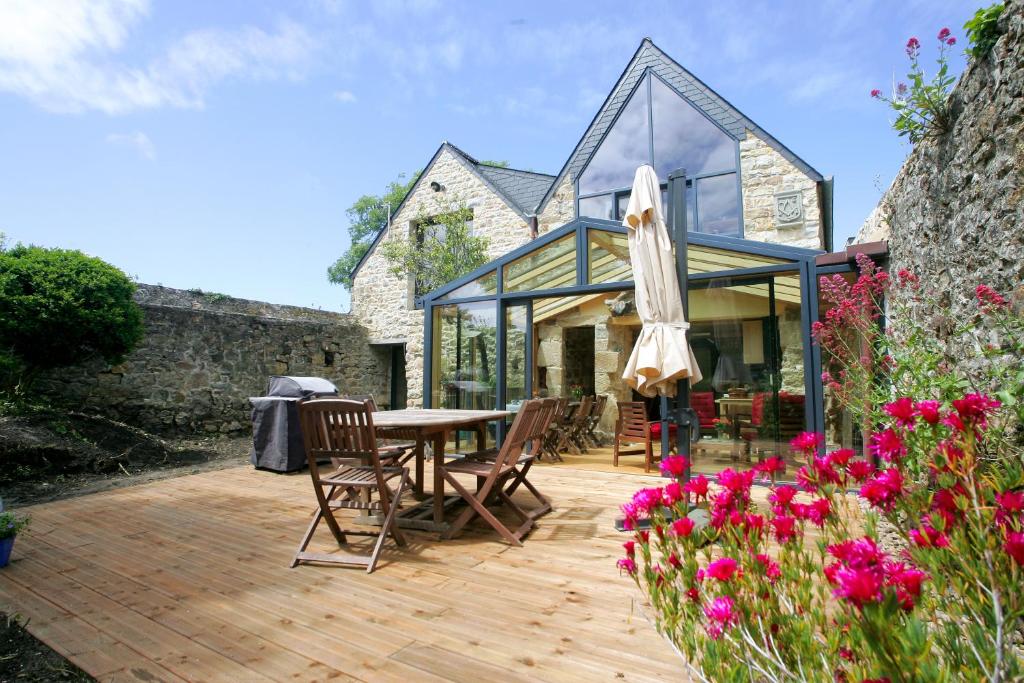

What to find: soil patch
left=0, top=612, right=92, bottom=682
left=0, top=410, right=251, bottom=507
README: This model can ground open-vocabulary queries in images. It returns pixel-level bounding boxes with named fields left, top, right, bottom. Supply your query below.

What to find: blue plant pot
left=0, top=536, right=14, bottom=568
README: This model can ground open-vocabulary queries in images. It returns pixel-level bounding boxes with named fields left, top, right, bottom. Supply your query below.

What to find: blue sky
left=0, top=0, right=976, bottom=312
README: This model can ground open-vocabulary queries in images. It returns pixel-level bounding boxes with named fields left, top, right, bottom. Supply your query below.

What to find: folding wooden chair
left=344, top=393, right=418, bottom=488
left=583, top=394, right=608, bottom=448
left=568, top=395, right=594, bottom=453
left=467, top=398, right=556, bottom=521
left=439, top=401, right=542, bottom=545
left=543, top=397, right=572, bottom=461
left=292, top=398, right=409, bottom=573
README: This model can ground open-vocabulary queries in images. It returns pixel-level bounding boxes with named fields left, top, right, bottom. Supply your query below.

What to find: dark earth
left=0, top=408, right=252, bottom=681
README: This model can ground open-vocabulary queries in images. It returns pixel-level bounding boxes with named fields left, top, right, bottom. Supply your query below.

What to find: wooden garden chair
left=468, top=398, right=557, bottom=521
left=345, top=393, right=418, bottom=488
left=543, top=397, right=572, bottom=461
left=583, top=394, right=608, bottom=448
left=439, top=400, right=542, bottom=545
left=568, top=395, right=594, bottom=453
left=292, top=398, right=409, bottom=573
left=612, top=401, right=677, bottom=473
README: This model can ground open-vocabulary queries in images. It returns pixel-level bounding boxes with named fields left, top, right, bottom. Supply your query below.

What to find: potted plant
left=0, top=510, right=29, bottom=568
left=711, top=416, right=731, bottom=439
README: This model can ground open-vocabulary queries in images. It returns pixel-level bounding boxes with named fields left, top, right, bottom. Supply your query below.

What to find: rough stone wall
left=36, top=285, right=388, bottom=434
left=352, top=146, right=532, bottom=406
left=537, top=176, right=576, bottom=235
left=740, top=131, right=823, bottom=250
left=860, top=2, right=1024, bottom=332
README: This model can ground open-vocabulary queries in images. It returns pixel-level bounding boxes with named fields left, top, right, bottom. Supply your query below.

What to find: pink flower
left=671, top=517, right=695, bottom=537
left=755, top=456, right=786, bottom=477
left=870, top=88, right=881, bottom=98
left=896, top=82, right=908, bottom=96
left=847, top=459, right=876, bottom=482
left=1005, top=532, right=1024, bottom=566
left=663, top=481, right=684, bottom=505
left=906, top=36, right=920, bottom=57
left=617, top=557, right=637, bottom=574
left=937, top=27, right=951, bottom=41
left=833, top=565, right=883, bottom=608
left=860, top=468, right=905, bottom=511
left=914, top=400, right=941, bottom=425
left=996, top=490, right=1024, bottom=526
left=771, top=515, right=798, bottom=544
left=706, top=557, right=739, bottom=582
left=683, top=475, right=710, bottom=500
left=885, top=562, right=927, bottom=610
left=717, top=468, right=755, bottom=495
left=826, top=448, right=855, bottom=468
left=769, top=485, right=798, bottom=514
left=755, top=553, right=782, bottom=583
left=946, top=36, right=956, bottom=46
left=883, top=397, right=917, bottom=429
left=952, top=393, right=1001, bottom=427
left=703, top=596, right=737, bottom=640
left=869, top=429, right=906, bottom=462
left=790, top=431, right=824, bottom=455
left=976, top=284, right=1008, bottom=309
left=668, top=552, right=681, bottom=568
left=623, top=540, right=636, bottom=556
left=660, top=455, right=689, bottom=478
left=909, top=523, right=949, bottom=549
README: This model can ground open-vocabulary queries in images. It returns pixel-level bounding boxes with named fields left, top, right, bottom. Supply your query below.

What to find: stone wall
left=740, top=130, right=824, bottom=250
left=857, top=1, right=1024, bottom=333
left=537, top=176, right=576, bottom=235
left=352, top=145, right=533, bottom=406
left=36, top=285, right=388, bottom=434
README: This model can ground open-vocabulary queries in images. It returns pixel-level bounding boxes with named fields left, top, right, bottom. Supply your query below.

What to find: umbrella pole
left=668, top=169, right=692, bottom=484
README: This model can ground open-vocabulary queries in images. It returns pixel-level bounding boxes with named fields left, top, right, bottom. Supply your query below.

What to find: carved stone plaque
left=774, top=190, right=804, bottom=227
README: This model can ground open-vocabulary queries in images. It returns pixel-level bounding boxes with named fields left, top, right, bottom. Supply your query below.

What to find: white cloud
left=0, top=0, right=316, bottom=114
left=106, top=130, right=155, bottom=160
left=332, top=89, right=356, bottom=103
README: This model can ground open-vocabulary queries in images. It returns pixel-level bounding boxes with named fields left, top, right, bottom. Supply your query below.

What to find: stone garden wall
left=36, top=285, right=388, bottom=434
left=857, top=1, right=1024, bottom=327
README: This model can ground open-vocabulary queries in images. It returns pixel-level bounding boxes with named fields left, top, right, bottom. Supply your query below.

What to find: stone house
left=350, top=38, right=832, bottom=413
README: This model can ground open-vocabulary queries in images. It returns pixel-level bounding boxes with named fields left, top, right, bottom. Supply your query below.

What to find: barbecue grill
left=249, top=376, right=339, bottom=472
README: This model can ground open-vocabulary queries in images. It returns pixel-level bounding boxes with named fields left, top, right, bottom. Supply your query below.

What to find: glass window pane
left=696, top=173, right=740, bottom=236
left=504, top=304, right=528, bottom=411
left=431, top=302, right=497, bottom=413
left=588, top=229, right=632, bottom=284
left=651, top=75, right=736, bottom=179
left=503, top=234, right=577, bottom=292
left=578, top=75, right=651, bottom=195
left=687, top=243, right=791, bottom=275
left=438, top=270, right=497, bottom=300
left=579, top=194, right=614, bottom=221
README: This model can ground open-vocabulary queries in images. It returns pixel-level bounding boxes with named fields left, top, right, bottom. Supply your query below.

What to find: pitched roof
left=348, top=141, right=554, bottom=283
left=536, top=38, right=825, bottom=215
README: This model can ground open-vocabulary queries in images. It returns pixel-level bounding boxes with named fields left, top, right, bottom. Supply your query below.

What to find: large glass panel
left=505, top=304, right=529, bottom=411
left=438, top=270, right=497, bottom=300
left=651, top=75, right=736, bottom=179
left=578, top=75, right=651, bottom=195
left=696, top=173, right=741, bottom=236
left=503, top=234, right=577, bottom=293
left=687, top=243, right=789, bottom=275
left=588, top=229, right=632, bottom=284
left=579, top=194, right=614, bottom=221
left=819, top=272, right=865, bottom=457
left=431, top=302, right=497, bottom=412
left=686, top=273, right=807, bottom=481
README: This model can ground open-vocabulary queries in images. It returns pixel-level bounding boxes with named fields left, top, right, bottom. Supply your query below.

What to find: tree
left=378, top=195, right=490, bottom=297
left=327, top=171, right=420, bottom=290
left=0, top=244, right=145, bottom=392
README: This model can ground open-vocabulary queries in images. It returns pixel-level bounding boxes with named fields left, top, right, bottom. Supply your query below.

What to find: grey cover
left=266, top=375, right=338, bottom=398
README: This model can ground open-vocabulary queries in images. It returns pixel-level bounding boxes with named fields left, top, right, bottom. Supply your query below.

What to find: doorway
left=388, top=344, right=407, bottom=410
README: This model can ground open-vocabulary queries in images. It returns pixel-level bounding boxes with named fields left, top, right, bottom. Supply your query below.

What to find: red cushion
left=690, top=391, right=717, bottom=429
left=649, top=422, right=678, bottom=438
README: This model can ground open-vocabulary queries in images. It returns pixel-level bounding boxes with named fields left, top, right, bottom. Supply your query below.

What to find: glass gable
left=577, top=79, right=650, bottom=196
left=651, top=75, right=736, bottom=178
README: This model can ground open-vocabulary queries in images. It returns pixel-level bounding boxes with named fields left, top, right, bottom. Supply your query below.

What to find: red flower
left=937, top=27, right=951, bottom=41
left=668, top=552, right=682, bottom=568
left=623, top=541, right=636, bottom=556
left=706, top=557, right=739, bottom=581
left=663, top=481, right=684, bottom=505
left=790, top=431, right=824, bottom=454
left=755, top=553, right=782, bottom=583
left=847, top=459, right=876, bottom=482
left=885, top=562, right=926, bottom=610
left=869, top=429, right=906, bottom=462
left=946, top=36, right=956, bottom=46
left=870, top=88, right=881, bottom=98
left=703, top=596, right=737, bottom=640
left=671, top=516, right=695, bottom=537
left=833, top=565, right=883, bottom=608
left=659, top=455, right=689, bottom=478
left=952, top=393, right=1001, bottom=427
left=755, top=456, right=786, bottom=477
left=771, top=515, right=798, bottom=543
left=883, top=397, right=917, bottom=429
left=769, top=485, right=798, bottom=514
left=860, top=468, right=905, bottom=511
left=909, top=523, right=949, bottom=549
left=717, top=468, right=755, bottom=495
left=683, top=474, right=710, bottom=500
left=826, top=448, right=855, bottom=468
left=616, top=557, right=637, bottom=574
left=1005, top=532, right=1024, bottom=566
left=685, top=587, right=699, bottom=602
left=906, top=36, right=920, bottom=57
left=976, top=284, right=1008, bottom=310
left=996, top=490, right=1024, bottom=526
left=914, top=400, right=941, bottom=425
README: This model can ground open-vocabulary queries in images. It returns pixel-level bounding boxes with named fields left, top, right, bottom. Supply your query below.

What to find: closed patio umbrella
left=621, top=165, right=702, bottom=397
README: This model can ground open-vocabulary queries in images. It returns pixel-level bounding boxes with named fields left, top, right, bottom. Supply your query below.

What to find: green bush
left=0, top=245, right=144, bottom=391
left=965, top=3, right=1005, bottom=59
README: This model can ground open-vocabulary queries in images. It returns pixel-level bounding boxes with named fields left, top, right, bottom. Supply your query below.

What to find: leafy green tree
left=327, top=171, right=420, bottom=290
left=0, top=244, right=145, bottom=392
left=379, top=196, right=490, bottom=297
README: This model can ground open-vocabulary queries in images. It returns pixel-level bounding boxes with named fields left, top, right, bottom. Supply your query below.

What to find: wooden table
left=373, top=408, right=511, bottom=530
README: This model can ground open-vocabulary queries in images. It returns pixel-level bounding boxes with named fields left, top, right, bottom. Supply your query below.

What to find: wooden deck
left=0, top=461, right=689, bottom=682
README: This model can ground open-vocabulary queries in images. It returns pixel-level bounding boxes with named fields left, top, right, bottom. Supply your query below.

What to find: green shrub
left=965, top=3, right=1005, bottom=59
left=0, top=245, right=144, bottom=391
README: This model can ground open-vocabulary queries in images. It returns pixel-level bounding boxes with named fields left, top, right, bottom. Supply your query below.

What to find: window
left=576, top=73, right=742, bottom=237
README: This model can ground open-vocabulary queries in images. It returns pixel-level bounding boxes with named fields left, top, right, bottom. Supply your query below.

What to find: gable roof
left=536, top=38, right=825, bottom=215
left=348, top=141, right=554, bottom=283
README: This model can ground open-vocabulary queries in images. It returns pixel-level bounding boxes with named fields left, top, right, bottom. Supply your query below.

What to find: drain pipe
left=528, top=215, right=539, bottom=239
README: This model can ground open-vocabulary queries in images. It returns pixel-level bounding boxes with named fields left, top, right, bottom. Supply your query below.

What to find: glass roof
left=503, top=233, right=576, bottom=293
left=438, top=270, right=497, bottom=300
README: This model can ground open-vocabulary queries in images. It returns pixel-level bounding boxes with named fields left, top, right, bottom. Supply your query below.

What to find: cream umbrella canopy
left=621, top=165, right=702, bottom=397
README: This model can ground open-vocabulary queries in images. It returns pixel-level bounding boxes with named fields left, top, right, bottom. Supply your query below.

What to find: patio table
left=372, top=408, right=510, bottom=531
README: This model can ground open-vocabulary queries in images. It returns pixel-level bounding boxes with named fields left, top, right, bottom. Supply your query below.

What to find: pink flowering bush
left=619, top=273, right=1024, bottom=680
left=872, top=28, right=959, bottom=142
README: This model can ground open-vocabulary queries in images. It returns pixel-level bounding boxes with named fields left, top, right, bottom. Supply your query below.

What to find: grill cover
left=250, top=376, right=339, bottom=472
